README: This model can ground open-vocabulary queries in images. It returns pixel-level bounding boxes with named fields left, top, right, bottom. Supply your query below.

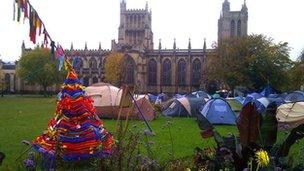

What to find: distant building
left=7, top=0, right=248, bottom=94
left=218, top=0, right=248, bottom=42
left=0, top=60, right=16, bottom=93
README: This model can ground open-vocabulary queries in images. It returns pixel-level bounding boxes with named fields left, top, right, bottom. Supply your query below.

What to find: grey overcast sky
left=0, top=0, right=303, bottom=62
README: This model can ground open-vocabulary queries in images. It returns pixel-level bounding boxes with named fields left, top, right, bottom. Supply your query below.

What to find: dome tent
left=85, top=83, right=156, bottom=121
left=284, top=91, right=304, bottom=103
left=187, top=90, right=211, bottom=100
left=276, top=102, right=304, bottom=130
left=162, top=97, right=205, bottom=117
left=199, top=98, right=236, bottom=125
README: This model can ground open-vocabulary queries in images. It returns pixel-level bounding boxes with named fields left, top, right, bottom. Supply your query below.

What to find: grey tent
left=162, top=97, right=205, bottom=117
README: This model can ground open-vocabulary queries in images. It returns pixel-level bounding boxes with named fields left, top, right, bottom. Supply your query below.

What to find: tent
left=199, top=98, right=236, bottom=125
left=148, top=93, right=169, bottom=104
left=188, top=91, right=211, bottom=100
left=85, top=83, right=156, bottom=121
left=234, top=96, right=245, bottom=104
left=284, top=91, right=304, bottom=102
left=162, top=97, right=205, bottom=117
left=132, top=97, right=156, bottom=121
left=276, top=102, right=304, bottom=130
left=243, top=93, right=285, bottom=114
left=212, top=93, right=221, bottom=99
left=243, top=93, right=263, bottom=106
left=260, top=84, right=278, bottom=97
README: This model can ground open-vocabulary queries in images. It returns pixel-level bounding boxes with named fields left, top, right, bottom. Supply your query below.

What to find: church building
left=14, top=0, right=248, bottom=94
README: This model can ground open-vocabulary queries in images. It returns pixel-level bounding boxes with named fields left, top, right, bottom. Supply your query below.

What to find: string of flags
left=13, top=0, right=68, bottom=70
left=13, top=0, right=52, bottom=47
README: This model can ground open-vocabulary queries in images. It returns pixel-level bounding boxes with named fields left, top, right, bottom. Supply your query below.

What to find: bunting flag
left=13, top=0, right=49, bottom=47
left=56, top=44, right=65, bottom=71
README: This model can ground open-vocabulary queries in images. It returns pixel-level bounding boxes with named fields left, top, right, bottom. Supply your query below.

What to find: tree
left=104, top=52, right=125, bottom=86
left=290, top=49, right=304, bottom=90
left=18, top=48, right=63, bottom=96
left=206, top=34, right=293, bottom=92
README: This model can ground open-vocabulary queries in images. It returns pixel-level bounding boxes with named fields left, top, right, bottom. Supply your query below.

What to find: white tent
left=276, top=102, right=304, bottom=130
left=85, top=83, right=156, bottom=120
left=85, top=83, right=123, bottom=108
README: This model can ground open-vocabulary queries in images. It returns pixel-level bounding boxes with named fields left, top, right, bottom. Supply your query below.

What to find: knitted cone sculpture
left=33, top=68, right=113, bottom=165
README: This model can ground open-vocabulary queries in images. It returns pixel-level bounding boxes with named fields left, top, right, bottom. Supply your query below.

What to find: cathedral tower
left=218, top=0, right=248, bottom=42
left=118, top=0, right=154, bottom=50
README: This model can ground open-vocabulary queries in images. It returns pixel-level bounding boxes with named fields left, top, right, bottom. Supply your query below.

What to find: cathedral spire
left=222, top=0, right=230, bottom=13
left=120, top=0, right=126, bottom=12
left=203, top=38, right=206, bottom=52
left=173, top=38, right=176, bottom=49
left=98, top=42, right=102, bottom=50
left=188, top=38, right=191, bottom=50
left=145, top=1, right=148, bottom=11
left=85, top=42, right=88, bottom=50
left=70, top=42, right=74, bottom=50
left=158, top=39, right=162, bottom=50
left=21, top=40, right=26, bottom=55
left=242, top=0, right=248, bottom=12
left=21, top=40, right=25, bottom=50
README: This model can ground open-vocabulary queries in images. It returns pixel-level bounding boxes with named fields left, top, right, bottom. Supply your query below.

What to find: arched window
left=162, top=59, right=171, bottom=86
left=73, top=57, right=83, bottom=69
left=192, top=59, right=201, bottom=87
left=125, top=57, right=135, bottom=84
left=230, top=20, right=235, bottom=36
left=83, top=77, right=90, bottom=86
left=92, top=77, right=98, bottom=84
left=103, top=58, right=107, bottom=67
left=178, top=59, right=186, bottom=86
left=98, top=58, right=103, bottom=68
left=237, top=20, right=242, bottom=36
left=148, top=59, right=157, bottom=85
left=5, top=73, right=10, bottom=92
left=89, top=57, right=97, bottom=69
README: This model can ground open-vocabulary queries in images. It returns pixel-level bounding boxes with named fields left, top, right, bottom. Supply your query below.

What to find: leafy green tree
left=290, top=49, right=304, bottom=90
left=104, top=52, right=125, bottom=86
left=206, top=34, right=293, bottom=91
left=18, top=48, right=63, bottom=96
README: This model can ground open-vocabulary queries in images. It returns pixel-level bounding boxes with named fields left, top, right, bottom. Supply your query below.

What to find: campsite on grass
left=1, top=81, right=304, bottom=170
left=1, top=0, right=304, bottom=170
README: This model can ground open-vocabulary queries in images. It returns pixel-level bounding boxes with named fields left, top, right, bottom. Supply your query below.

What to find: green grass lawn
left=0, top=96, right=303, bottom=170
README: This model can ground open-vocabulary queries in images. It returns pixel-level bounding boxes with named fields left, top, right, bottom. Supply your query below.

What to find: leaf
left=237, top=103, right=262, bottom=146
left=196, top=114, right=214, bottom=139
left=276, top=124, right=304, bottom=157
left=260, top=102, right=278, bottom=150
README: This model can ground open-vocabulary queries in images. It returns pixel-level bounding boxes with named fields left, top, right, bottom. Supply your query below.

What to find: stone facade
left=0, top=60, right=16, bottom=93
left=4, top=0, right=247, bottom=94
left=218, top=0, right=248, bottom=42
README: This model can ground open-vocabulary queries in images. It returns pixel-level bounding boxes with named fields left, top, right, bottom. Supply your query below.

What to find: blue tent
left=243, top=93, right=285, bottom=114
left=243, top=93, right=263, bottom=106
left=148, top=93, right=169, bottom=103
left=148, top=94, right=158, bottom=103
left=234, top=96, right=245, bottom=104
left=284, top=91, right=304, bottom=102
left=260, top=84, right=278, bottom=97
left=199, top=98, right=236, bottom=125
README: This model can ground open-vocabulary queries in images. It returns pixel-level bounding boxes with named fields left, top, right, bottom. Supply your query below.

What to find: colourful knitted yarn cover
left=32, top=70, right=114, bottom=164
